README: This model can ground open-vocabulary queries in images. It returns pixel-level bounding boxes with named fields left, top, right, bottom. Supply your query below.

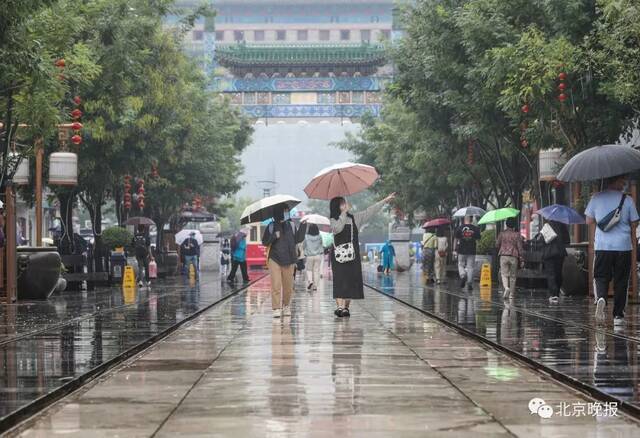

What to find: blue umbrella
left=536, top=204, right=585, bottom=225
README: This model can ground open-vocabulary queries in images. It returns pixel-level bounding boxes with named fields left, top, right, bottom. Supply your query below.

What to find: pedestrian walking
left=303, top=223, right=324, bottom=291
left=133, top=224, right=153, bottom=287
left=434, top=227, right=448, bottom=284
left=380, top=240, right=396, bottom=275
left=496, top=217, right=524, bottom=300
left=330, top=193, right=395, bottom=317
left=180, top=231, right=200, bottom=280
left=585, top=174, right=639, bottom=326
left=421, top=228, right=437, bottom=283
left=262, top=206, right=306, bottom=318
left=220, top=238, right=231, bottom=277
left=227, top=231, right=249, bottom=284
left=454, top=216, right=481, bottom=290
left=538, top=220, right=569, bottom=304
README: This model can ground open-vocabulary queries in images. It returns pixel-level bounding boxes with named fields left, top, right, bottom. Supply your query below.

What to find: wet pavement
left=10, top=275, right=640, bottom=437
left=363, top=266, right=640, bottom=413
left=0, top=272, right=263, bottom=427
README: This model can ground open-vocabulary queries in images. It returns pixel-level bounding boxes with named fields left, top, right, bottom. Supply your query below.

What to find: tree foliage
left=344, top=0, right=638, bottom=219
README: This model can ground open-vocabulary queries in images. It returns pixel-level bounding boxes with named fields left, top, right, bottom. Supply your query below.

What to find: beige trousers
left=434, top=253, right=447, bottom=282
left=500, top=255, right=518, bottom=293
left=268, top=259, right=295, bottom=310
left=305, top=254, right=322, bottom=287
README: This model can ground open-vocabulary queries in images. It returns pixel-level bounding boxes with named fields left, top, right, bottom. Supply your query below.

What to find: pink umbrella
left=304, top=162, right=379, bottom=200
left=422, top=218, right=451, bottom=229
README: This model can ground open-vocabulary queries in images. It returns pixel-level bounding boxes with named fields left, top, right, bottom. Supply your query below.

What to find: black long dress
left=331, top=215, right=364, bottom=300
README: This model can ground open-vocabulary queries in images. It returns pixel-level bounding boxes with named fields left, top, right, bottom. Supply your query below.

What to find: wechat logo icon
left=529, top=398, right=553, bottom=419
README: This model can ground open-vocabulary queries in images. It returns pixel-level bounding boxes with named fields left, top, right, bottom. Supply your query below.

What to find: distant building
left=169, top=0, right=397, bottom=206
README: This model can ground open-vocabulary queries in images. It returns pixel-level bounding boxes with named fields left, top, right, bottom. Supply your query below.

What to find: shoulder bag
left=334, top=217, right=356, bottom=263
left=597, top=194, right=626, bottom=232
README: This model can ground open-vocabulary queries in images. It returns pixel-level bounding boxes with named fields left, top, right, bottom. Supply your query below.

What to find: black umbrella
left=125, top=216, right=155, bottom=226
left=557, top=144, right=640, bottom=182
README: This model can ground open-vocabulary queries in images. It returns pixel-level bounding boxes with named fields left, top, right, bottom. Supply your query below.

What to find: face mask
left=284, top=211, right=290, bottom=220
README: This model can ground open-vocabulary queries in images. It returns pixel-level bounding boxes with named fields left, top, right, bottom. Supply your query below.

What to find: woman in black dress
left=329, top=193, right=395, bottom=317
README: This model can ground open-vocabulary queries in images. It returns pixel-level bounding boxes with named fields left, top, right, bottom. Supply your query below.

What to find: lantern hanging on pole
left=71, top=134, right=82, bottom=145
left=73, top=95, right=82, bottom=105
left=71, top=109, right=82, bottom=119
left=48, top=152, right=78, bottom=185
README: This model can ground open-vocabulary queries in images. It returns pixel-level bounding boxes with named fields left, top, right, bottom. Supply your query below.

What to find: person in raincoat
left=330, top=193, right=395, bottom=318
left=380, top=240, right=396, bottom=275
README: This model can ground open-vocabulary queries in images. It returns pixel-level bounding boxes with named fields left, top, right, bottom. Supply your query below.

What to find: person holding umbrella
left=434, top=227, right=449, bottom=285
left=421, top=227, right=437, bottom=283
left=330, top=193, right=395, bottom=317
left=454, top=216, right=481, bottom=291
left=303, top=223, right=324, bottom=291
left=132, top=224, right=153, bottom=287
left=180, top=231, right=201, bottom=280
left=262, top=205, right=307, bottom=318
left=585, top=174, right=639, bottom=326
left=536, top=204, right=584, bottom=304
left=496, top=217, right=524, bottom=300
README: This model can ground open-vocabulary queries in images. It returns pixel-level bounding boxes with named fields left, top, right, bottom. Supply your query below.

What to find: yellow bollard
left=480, top=263, right=492, bottom=288
left=123, top=265, right=136, bottom=288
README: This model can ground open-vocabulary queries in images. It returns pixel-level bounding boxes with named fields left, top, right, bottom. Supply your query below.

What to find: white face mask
left=284, top=210, right=291, bottom=220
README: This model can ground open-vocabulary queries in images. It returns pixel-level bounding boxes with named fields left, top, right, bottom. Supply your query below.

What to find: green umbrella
left=478, top=208, right=520, bottom=225
left=320, top=231, right=334, bottom=247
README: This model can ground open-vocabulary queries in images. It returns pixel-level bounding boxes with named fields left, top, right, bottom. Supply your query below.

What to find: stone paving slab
left=9, top=276, right=640, bottom=437
left=364, top=266, right=640, bottom=413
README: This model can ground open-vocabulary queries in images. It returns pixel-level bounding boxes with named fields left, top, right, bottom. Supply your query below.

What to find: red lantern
left=137, top=178, right=144, bottom=186
left=124, top=183, right=131, bottom=192
left=521, top=104, right=529, bottom=114
left=73, top=96, right=82, bottom=105
left=71, top=109, right=82, bottom=119
left=558, top=83, right=566, bottom=91
left=558, top=72, right=567, bottom=81
left=137, top=193, right=145, bottom=201
left=520, top=139, right=529, bottom=148
left=55, top=59, right=66, bottom=68
left=558, top=93, right=567, bottom=102
left=71, top=134, right=82, bottom=145
left=138, top=201, right=145, bottom=209
left=137, top=186, right=145, bottom=195
left=71, top=122, right=83, bottom=131
left=124, top=201, right=132, bottom=210
left=124, top=193, right=132, bottom=202
left=124, top=175, right=131, bottom=182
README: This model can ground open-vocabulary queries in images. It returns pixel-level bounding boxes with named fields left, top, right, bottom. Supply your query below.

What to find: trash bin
left=110, top=251, right=126, bottom=283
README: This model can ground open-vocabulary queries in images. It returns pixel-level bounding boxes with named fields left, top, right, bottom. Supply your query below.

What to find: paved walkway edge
left=0, top=275, right=267, bottom=435
left=364, top=282, right=640, bottom=420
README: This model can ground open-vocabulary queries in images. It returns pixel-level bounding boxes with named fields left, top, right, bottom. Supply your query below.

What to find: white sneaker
left=146, top=281, right=151, bottom=286
left=614, top=317, right=626, bottom=327
left=502, top=288, right=510, bottom=300
left=272, top=309, right=281, bottom=318
left=595, top=298, right=605, bottom=323
left=138, top=281, right=143, bottom=287
left=282, top=306, right=291, bottom=317
left=549, top=296, right=559, bottom=304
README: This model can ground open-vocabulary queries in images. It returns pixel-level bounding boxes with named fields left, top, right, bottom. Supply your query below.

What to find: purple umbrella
left=536, top=204, right=585, bottom=225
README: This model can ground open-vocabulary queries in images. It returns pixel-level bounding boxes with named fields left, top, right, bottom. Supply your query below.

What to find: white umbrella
left=240, top=194, right=301, bottom=225
left=304, top=162, right=379, bottom=200
left=300, top=214, right=330, bottom=226
left=175, top=229, right=203, bottom=245
left=453, top=206, right=486, bottom=218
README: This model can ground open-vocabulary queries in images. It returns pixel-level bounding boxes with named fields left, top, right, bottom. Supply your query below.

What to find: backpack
left=134, top=234, right=148, bottom=257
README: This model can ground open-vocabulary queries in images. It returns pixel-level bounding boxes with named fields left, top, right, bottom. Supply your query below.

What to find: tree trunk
left=57, top=191, right=75, bottom=255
